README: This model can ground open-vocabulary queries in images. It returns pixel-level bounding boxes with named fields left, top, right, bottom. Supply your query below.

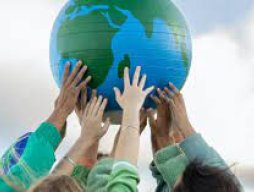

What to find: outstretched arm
left=113, top=66, right=154, bottom=165
left=110, top=108, right=147, bottom=157
left=0, top=61, right=91, bottom=190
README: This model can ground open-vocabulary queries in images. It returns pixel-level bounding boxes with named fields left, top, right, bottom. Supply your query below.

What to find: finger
left=84, top=101, right=91, bottom=117
left=168, top=98, right=175, bottom=111
left=113, top=87, right=121, bottom=103
left=77, top=75, right=91, bottom=90
left=88, top=96, right=97, bottom=115
left=92, top=95, right=103, bottom=115
left=164, top=87, right=175, bottom=98
left=124, top=67, right=130, bottom=87
left=72, top=65, right=88, bottom=87
left=139, top=74, right=147, bottom=89
left=144, top=86, right=154, bottom=96
left=132, top=66, right=141, bottom=86
left=169, top=82, right=180, bottom=95
left=150, top=95, right=161, bottom=105
left=66, top=60, right=82, bottom=85
left=81, top=88, right=88, bottom=110
left=91, top=89, right=97, bottom=100
left=102, top=118, right=111, bottom=135
left=157, top=88, right=167, bottom=101
left=77, top=76, right=91, bottom=91
left=98, top=98, right=108, bottom=116
left=62, top=62, right=71, bottom=85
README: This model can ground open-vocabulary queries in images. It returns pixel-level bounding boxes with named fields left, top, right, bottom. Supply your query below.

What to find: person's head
left=29, top=175, right=82, bottom=192
left=174, top=161, right=241, bottom=192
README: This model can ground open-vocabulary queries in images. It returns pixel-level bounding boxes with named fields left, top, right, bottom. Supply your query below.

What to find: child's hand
left=114, top=66, right=154, bottom=112
left=81, top=96, right=110, bottom=144
left=164, top=82, right=194, bottom=138
left=48, top=61, right=91, bottom=131
left=75, top=89, right=97, bottom=123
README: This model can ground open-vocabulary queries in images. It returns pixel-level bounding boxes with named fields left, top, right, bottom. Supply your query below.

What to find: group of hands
left=47, top=60, right=195, bottom=168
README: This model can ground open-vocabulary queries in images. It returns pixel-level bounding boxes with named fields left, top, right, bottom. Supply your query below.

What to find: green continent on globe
left=65, top=0, right=190, bottom=72
left=57, top=8, right=127, bottom=88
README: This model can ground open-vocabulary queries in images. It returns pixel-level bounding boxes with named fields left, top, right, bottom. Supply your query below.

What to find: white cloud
left=182, top=10, right=254, bottom=166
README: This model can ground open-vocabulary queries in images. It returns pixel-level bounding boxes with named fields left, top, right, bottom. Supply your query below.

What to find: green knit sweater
left=150, top=133, right=242, bottom=192
left=0, top=122, right=61, bottom=191
left=72, top=158, right=140, bottom=192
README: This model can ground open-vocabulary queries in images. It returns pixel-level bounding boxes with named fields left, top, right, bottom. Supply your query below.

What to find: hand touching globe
left=50, top=0, right=192, bottom=123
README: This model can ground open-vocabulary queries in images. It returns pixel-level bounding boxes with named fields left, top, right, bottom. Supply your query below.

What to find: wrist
left=180, top=125, right=195, bottom=138
left=47, top=109, right=67, bottom=132
left=70, top=138, right=99, bottom=166
left=122, top=109, right=140, bottom=127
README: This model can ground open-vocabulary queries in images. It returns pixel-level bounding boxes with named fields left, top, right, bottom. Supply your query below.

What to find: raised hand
left=75, top=89, right=97, bottom=123
left=148, top=89, right=173, bottom=153
left=47, top=61, right=91, bottom=131
left=81, top=96, right=110, bottom=144
left=113, top=66, right=154, bottom=165
left=114, top=66, right=154, bottom=112
left=164, top=82, right=194, bottom=138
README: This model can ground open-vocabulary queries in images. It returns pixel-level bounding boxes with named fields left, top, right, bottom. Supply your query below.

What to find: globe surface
left=50, top=0, right=192, bottom=122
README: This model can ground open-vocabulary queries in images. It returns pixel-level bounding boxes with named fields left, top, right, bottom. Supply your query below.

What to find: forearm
left=111, top=128, right=121, bottom=157
left=46, top=109, right=67, bottom=133
left=54, top=138, right=99, bottom=175
left=114, top=109, right=140, bottom=165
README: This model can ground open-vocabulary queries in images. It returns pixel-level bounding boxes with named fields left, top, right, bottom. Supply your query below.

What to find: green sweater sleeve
left=179, top=133, right=243, bottom=190
left=71, top=164, right=91, bottom=190
left=1, top=122, right=61, bottom=191
left=0, top=177, right=16, bottom=192
left=179, top=133, right=227, bottom=168
left=151, top=145, right=189, bottom=192
left=86, top=158, right=139, bottom=192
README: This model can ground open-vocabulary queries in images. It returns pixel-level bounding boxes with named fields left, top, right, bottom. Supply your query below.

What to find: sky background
left=0, top=0, right=253, bottom=191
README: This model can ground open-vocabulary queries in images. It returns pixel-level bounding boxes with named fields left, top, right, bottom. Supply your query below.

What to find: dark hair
left=174, top=161, right=241, bottom=192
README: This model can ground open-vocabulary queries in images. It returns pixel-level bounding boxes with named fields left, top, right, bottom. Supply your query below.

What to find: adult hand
left=147, top=89, right=174, bottom=154
left=164, top=82, right=194, bottom=138
left=81, top=96, right=110, bottom=144
left=114, top=66, right=154, bottom=112
left=47, top=61, right=91, bottom=131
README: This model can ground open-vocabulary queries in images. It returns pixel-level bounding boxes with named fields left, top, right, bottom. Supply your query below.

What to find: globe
left=50, top=0, right=192, bottom=123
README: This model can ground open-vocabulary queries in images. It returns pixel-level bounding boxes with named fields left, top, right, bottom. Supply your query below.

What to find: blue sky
left=173, top=0, right=254, bottom=34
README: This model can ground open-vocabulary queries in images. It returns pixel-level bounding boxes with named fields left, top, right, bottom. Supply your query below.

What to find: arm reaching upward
left=113, top=66, right=154, bottom=165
